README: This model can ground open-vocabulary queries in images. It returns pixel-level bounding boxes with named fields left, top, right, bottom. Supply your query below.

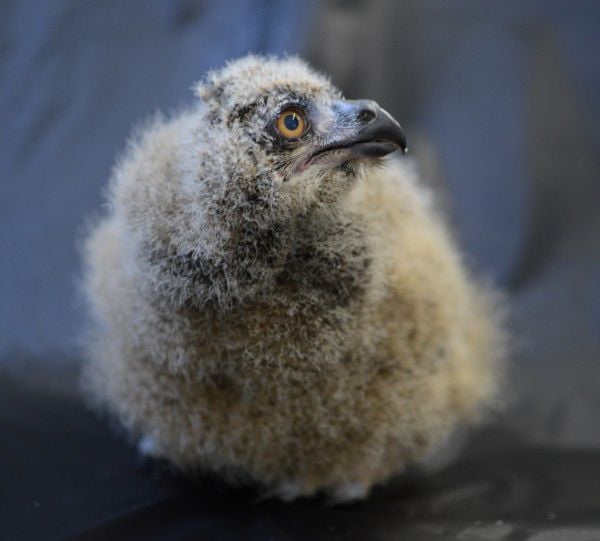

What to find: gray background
left=1, top=0, right=599, bottom=446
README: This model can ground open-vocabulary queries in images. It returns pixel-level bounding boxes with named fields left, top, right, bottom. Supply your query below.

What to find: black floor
left=2, top=365, right=599, bottom=541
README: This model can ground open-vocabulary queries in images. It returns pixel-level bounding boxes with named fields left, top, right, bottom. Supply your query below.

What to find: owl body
left=83, top=56, right=502, bottom=500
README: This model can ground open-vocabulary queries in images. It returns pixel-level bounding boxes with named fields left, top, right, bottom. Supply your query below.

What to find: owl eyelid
left=277, top=103, right=306, bottom=117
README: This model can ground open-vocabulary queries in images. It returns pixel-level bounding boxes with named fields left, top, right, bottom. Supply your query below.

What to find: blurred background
left=1, top=1, right=599, bottom=538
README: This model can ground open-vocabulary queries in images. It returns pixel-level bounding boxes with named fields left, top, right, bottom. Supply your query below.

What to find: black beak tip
left=397, top=132, right=408, bottom=155
left=365, top=105, right=408, bottom=157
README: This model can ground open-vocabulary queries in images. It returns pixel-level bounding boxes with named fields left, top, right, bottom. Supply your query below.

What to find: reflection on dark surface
left=1, top=0, right=600, bottom=539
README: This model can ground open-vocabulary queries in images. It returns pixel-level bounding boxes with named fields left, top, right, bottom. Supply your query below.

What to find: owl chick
left=82, top=55, right=504, bottom=502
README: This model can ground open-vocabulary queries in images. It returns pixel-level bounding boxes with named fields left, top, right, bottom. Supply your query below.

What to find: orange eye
left=276, top=108, right=306, bottom=139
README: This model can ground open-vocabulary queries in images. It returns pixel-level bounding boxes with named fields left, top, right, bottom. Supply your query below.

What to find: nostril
left=357, top=108, right=376, bottom=123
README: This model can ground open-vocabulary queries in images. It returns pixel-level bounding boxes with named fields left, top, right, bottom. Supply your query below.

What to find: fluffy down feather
left=81, top=55, right=504, bottom=501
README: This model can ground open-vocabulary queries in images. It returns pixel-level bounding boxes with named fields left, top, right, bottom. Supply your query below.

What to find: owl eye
left=276, top=108, right=307, bottom=139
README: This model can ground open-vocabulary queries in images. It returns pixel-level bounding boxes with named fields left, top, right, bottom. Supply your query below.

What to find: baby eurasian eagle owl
left=82, top=55, right=503, bottom=501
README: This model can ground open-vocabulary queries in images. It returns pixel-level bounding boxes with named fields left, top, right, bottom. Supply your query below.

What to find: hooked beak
left=306, top=99, right=407, bottom=168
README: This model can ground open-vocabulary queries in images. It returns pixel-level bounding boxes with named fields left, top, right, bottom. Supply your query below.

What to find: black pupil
left=284, top=113, right=299, bottom=132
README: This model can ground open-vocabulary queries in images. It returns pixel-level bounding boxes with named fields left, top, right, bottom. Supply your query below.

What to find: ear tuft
left=193, top=76, right=225, bottom=107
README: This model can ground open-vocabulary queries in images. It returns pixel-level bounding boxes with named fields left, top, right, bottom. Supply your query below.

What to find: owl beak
left=339, top=99, right=408, bottom=157
left=307, top=100, right=407, bottom=168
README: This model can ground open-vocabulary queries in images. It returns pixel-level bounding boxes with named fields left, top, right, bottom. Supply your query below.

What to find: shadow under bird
left=82, top=55, right=504, bottom=502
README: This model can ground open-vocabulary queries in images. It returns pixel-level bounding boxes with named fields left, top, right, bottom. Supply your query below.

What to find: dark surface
left=2, top=366, right=600, bottom=541
left=2, top=0, right=600, bottom=539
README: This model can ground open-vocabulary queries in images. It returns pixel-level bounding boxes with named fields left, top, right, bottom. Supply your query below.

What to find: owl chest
left=188, top=244, right=373, bottom=369
left=273, top=232, right=373, bottom=308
